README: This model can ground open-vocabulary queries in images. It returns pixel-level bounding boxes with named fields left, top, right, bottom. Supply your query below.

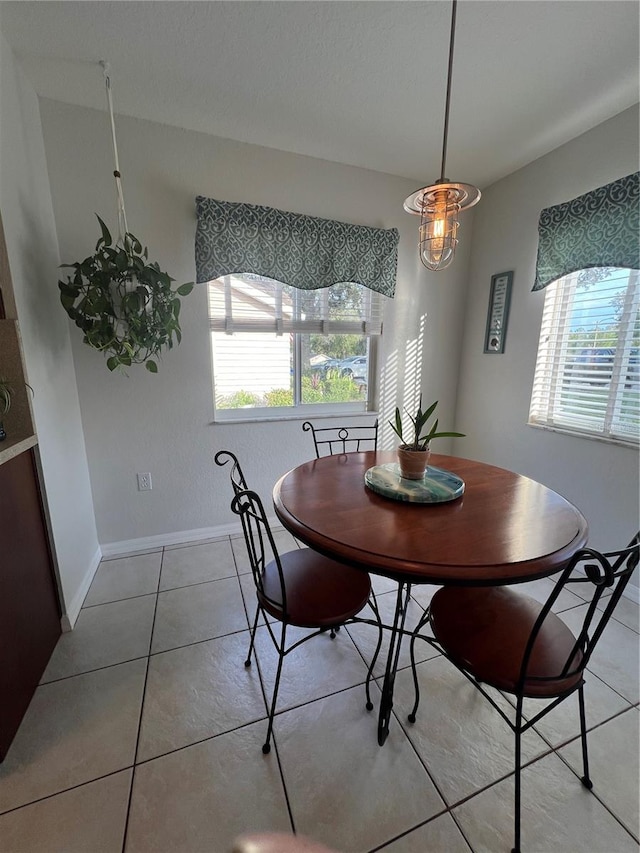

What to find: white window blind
left=529, top=268, right=639, bottom=444
left=208, top=273, right=386, bottom=417
left=208, top=275, right=384, bottom=336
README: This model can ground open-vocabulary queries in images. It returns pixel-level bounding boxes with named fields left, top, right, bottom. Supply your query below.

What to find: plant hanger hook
left=99, top=59, right=128, bottom=243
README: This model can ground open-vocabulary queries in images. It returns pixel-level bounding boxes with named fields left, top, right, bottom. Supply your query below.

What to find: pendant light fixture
left=404, top=0, right=480, bottom=271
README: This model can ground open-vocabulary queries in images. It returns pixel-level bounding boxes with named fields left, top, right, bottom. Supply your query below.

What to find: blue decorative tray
left=364, top=463, right=465, bottom=504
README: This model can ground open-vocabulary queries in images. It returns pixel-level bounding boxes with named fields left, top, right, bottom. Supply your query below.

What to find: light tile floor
left=1, top=533, right=638, bottom=853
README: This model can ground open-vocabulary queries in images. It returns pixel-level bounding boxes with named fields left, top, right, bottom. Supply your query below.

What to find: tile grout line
left=552, top=729, right=640, bottom=845
left=81, top=590, right=158, bottom=610
left=38, top=624, right=264, bottom=687
left=119, top=545, right=165, bottom=853
left=133, top=717, right=270, bottom=770
left=363, top=651, right=462, bottom=845
left=367, top=808, right=475, bottom=853
left=5, top=536, right=638, bottom=849
left=117, top=549, right=636, bottom=851
left=38, top=624, right=255, bottom=686
left=583, top=664, right=639, bottom=706
left=81, top=570, right=242, bottom=610
left=230, top=535, right=298, bottom=833
left=346, top=605, right=639, bottom=849
left=269, top=733, right=298, bottom=837
left=0, top=767, right=135, bottom=820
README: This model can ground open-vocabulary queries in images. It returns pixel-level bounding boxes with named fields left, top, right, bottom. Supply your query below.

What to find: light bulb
left=419, top=189, right=460, bottom=271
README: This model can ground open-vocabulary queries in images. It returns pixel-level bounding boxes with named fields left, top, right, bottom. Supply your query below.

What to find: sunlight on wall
left=379, top=313, right=426, bottom=449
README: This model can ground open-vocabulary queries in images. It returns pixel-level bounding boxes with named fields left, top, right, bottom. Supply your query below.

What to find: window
left=195, top=196, right=398, bottom=420
left=209, top=274, right=385, bottom=420
left=529, top=267, right=639, bottom=444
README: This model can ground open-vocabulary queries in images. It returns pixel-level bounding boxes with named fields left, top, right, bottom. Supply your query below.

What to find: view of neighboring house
left=209, top=275, right=292, bottom=404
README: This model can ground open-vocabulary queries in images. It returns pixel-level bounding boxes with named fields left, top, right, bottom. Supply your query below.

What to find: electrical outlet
left=137, top=472, right=152, bottom=491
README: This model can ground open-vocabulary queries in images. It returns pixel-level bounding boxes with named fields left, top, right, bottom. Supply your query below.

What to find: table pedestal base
left=377, top=581, right=412, bottom=746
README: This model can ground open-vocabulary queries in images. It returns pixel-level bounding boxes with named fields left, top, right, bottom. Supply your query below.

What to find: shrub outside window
left=529, top=267, right=639, bottom=444
left=209, top=274, right=385, bottom=420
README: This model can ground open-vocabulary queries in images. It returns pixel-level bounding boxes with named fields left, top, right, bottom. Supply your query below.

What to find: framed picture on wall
left=484, top=271, right=513, bottom=354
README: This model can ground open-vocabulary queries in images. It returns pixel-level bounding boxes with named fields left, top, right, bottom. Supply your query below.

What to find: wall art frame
left=484, top=271, right=513, bottom=354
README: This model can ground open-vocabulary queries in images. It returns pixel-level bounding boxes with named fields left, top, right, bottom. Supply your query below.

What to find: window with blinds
left=529, top=268, right=639, bottom=444
left=208, top=274, right=386, bottom=418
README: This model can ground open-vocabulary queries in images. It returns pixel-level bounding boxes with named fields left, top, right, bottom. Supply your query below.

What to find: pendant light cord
left=99, top=60, right=128, bottom=243
left=439, top=0, right=457, bottom=182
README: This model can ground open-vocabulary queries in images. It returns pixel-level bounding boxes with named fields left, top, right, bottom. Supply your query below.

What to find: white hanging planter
left=57, top=63, right=193, bottom=373
left=59, top=218, right=193, bottom=373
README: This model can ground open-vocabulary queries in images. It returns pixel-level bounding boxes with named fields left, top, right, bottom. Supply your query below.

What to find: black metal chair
left=215, top=448, right=250, bottom=496
left=302, top=419, right=378, bottom=458
left=215, top=450, right=383, bottom=754
left=408, top=534, right=640, bottom=853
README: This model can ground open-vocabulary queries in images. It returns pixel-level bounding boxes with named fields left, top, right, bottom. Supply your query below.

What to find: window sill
left=212, top=408, right=379, bottom=426
left=527, top=421, right=639, bottom=449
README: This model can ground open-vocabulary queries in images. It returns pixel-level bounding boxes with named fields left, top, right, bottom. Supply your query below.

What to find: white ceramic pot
left=397, top=444, right=431, bottom=480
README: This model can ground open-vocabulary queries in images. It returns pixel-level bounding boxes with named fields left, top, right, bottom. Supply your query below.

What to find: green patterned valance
left=533, top=172, right=640, bottom=291
left=195, top=196, right=399, bottom=297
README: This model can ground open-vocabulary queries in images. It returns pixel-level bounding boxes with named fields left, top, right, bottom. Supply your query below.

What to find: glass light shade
left=404, top=181, right=481, bottom=272
left=418, top=190, right=460, bottom=271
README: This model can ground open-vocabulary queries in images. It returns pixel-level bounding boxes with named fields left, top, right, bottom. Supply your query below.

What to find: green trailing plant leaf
left=96, top=215, right=112, bottom=248
left=388, top=395, right=465, bottom=450
left=58, top=215, right=194, bottom=373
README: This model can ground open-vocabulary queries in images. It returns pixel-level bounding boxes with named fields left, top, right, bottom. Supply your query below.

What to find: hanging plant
left=59, top=216, right=193, bottom=373
left=57, top=61, right=193, bottom=373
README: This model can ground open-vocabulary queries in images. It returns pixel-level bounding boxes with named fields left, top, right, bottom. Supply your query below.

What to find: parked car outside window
left=569, top=347, right=639, bottom=388
left=339, top=356, right=368, bottom=379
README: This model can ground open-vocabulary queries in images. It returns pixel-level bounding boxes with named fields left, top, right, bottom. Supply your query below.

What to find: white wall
left=38, top=99, right=470, bottom=548
left=454, top=105, right=639, bottom=582
left=0, top=35, right=100, bottom=624
left=9, top=66, right=637, bottom=594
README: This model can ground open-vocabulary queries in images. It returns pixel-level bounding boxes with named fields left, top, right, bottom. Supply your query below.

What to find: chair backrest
left=215, top=449, right=249, bottom=496
left=518, top=533, right=640, bottom=691
left=229, top=487, right=288, bottom=618
left=215, top=450, right=286, bottom=614
left=302, top=420, right=378, bottom=458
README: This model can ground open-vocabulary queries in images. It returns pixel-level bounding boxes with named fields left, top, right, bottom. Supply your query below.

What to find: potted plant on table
left=389, top=396, right=465, bottom=480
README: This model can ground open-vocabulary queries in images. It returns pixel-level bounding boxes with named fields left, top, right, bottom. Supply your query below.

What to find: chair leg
left=407, top=606, right=430, bottom=724
left=245, top=605, right=260, bottom=667
left=512, top=702, right=523, bottom=853
left=262, top=622, right=287, bottom=755
left=365, top=592, right=383, bottom=712
left=578, top=683, right=593, bottom=789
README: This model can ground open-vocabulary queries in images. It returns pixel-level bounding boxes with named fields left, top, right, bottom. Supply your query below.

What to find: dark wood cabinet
left=0, top=449, right=61, bottom=761
left=0, top=212, right=61, bottom=761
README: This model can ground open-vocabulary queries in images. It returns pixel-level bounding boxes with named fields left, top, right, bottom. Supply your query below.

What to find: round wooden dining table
left=273, top=451, right=588, bottom=745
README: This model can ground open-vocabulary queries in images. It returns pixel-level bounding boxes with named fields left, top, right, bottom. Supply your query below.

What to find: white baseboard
left=99, top=518, right=279, bottom=559
left=60, top=546, right=102, bottom=632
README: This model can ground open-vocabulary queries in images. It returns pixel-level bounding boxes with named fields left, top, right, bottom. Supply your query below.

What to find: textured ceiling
left=0, top=1, right=638, bottom=189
